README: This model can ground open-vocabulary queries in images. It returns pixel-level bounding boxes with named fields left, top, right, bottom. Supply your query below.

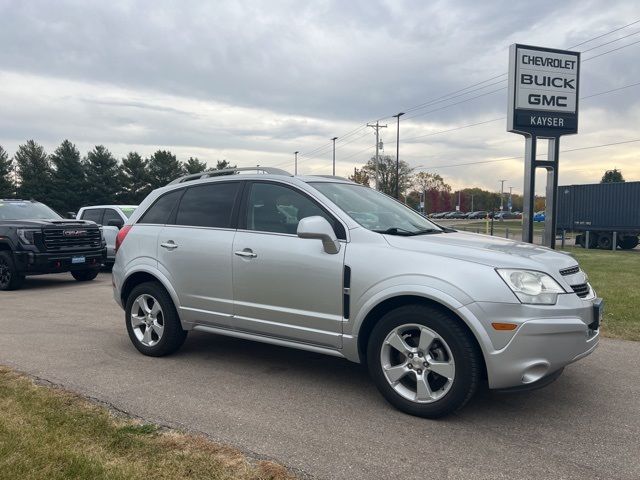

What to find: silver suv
left=112, top=168, right=601, bottom=418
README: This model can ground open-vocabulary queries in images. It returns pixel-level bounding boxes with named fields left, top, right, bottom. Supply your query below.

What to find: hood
left=383, top=230, right=578, bottom=276
left=1, top=219, right=99, bottom=228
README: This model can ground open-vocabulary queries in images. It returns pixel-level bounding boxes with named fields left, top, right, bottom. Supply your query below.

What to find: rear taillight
left=115, top=225, right=132, bottom=254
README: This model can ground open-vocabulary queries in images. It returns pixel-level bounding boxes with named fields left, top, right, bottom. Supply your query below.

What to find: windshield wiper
left=373, top=227, right=442, bottom=236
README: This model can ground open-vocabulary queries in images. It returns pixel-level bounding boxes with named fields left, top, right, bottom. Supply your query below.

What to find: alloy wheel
left=130, top=294, right=165, bottom=347
left=380, top=323, right=455, bottom=403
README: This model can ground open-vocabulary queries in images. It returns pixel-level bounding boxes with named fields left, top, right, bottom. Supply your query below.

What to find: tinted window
left=139, top=190, right=182, bottom=224
left=175, top=182, right=240, bottom=228
left=246, top=183, right=341, bottom=236
left=0, top=201, right=62, bottom=220
left=81, top=208, right=103, bottom=224
left=102, top=209, right=122, bottom=226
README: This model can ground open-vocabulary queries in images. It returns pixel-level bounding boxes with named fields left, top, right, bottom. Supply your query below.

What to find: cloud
left=0, top=0, right=639, bottom=194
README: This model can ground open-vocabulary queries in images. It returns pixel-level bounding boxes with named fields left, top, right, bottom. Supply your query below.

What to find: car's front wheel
left=125, top=282, right=187, bottom=357
left=367, top=304, right=483, bottom=418
left=0, top=251, right=25, bottom=291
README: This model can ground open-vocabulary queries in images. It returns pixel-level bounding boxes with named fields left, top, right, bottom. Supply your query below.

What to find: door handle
left=160, top=241, right=178, bottom=250
left=234, top=248, right=257, bottom=258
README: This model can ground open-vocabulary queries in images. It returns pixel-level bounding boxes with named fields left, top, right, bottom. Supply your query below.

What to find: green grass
left=458, top=219, right=545, bottom=236
left=0, top=367, right=293, bottom=480
left=560, top=247, right=640, bottom=341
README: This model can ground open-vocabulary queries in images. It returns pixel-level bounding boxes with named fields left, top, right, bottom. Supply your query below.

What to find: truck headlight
left=497, top=269, right=566, bottom=305
left=16, top=228, right=39, bottom=245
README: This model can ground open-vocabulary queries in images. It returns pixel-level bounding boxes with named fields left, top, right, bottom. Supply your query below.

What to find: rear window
left=175, top=182, right=240, bottom=228
left=120, top=207, right=137, bottom=218
left=138, top=190, right=183, bottom=225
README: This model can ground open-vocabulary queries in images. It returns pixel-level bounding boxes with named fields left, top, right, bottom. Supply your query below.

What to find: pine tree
left=184, top=157, right=208, bottom=174
left=84, top=145, right=121, bottom=205
left=120, top=152, right=151, bottom=203
left=0, top=145, right=15, bottom=198
left=216, top=159, right=236, bottom=170
left=49, top=140, right=85, bottom=213
left=15, top=140, right=52, bottom=201
left=147, top=150, right=184, bottom=189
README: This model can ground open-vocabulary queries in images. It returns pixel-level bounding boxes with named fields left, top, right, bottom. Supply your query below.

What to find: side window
left=81, top=208, right=104, bottom=225
left=102, top=209, right=122, bottom=226
left=138, top=190, right=183, bottom=225
left=246, top=183, right=343, bottom=237
left=175, top=182, right=240, bottom=228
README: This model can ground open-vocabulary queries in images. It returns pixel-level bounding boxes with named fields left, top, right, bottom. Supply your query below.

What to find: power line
left=580, top=29, right=640, bottom=53
left=567, top=19, right=640, bottom=49
left=582, top=38, right=640, bottom=61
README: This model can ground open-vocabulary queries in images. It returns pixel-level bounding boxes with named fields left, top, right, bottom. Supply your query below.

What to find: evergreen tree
left=15, top=140, right=52, bottom=201
left=0, top=145, right=15, bottom=198
left=49, top=140, right=85, bottom=213
left=120, top=152, right=151, bottom=203
left=184, top=157, right=208, bottom=174
left=215, top=159, right=236, bottom=170
left=601, top=168, right=625, bottom=183
left=84, top=145, right=121, bottom=205
left=147, top=150, right=184, bottom=189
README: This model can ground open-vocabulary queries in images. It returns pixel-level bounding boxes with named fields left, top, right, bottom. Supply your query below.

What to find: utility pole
left=393, top=112, right=405, bottom=199
left=499, top=179, right=506, bottom=212
left=367, top=121, right=387, bottom=190
left=331, top=137, right=338, bottom=176
left=457, top=190, right=461, bottom=211
left=470, top=193, right=475, bottom=212
left=294, top=151, right=299, bottom=175
left=509, top=186, right=513, bottom=212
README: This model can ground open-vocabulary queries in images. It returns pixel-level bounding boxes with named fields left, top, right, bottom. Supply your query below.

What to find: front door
left=232, top=181, right=345, bottom=348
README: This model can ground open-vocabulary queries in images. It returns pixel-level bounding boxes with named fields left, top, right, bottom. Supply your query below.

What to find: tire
left=597, top=233, right=612, bottom=250
left=618, top=235, right=639, bottom=250
left=0, top=251, right=25, bottom=291
left=576, top=233, right=597, bottom=249
left=71, top=268, right=100, bottom=282
left=125, top=281, right=187, bottom=357
left=367, top=304, right=482, bottom=418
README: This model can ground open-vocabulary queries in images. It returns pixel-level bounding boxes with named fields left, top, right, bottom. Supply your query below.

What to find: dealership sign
left=507, top=44, right=580, bottom=137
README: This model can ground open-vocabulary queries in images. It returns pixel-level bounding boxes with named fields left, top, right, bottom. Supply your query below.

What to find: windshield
left=310, top=182, right=441, bottom=235
left=120, top=207, right=137, bottom=218
left=0, top=201, right=62, bottom=220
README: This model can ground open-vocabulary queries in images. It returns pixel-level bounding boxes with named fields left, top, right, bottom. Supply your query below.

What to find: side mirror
left=107, top=219, right=124, bottom=229
left=297, top=216, right=341, bottom=254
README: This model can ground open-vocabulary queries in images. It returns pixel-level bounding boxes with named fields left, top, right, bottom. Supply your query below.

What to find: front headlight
left=16, top=228, right=39, bottom=245
left=497, top=269, right=566, bottom=305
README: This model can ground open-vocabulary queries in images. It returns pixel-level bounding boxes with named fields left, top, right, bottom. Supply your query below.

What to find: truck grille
left=43, top=228, right=102, bottom=252
left=559, top=265, right=580, bottom=276
left=571, top=283, right=590, bottom=298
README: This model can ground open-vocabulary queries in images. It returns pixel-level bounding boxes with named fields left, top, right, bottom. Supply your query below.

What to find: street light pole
left=393, top=112, right=405, bottom=199
left=499, top=179, right=506, bottom=212
left=294, top=151, right=299, bottom=175
left=331, top=137, right=338, bottom=176
left=471, top=193, right=475, bottom=212
left=509, top=186, right=513, bottom=212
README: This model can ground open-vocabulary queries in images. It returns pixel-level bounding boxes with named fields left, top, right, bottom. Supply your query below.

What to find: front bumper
left=459, top=294, right=601, bottom=389
left=14, top=248, right=106, bottom=274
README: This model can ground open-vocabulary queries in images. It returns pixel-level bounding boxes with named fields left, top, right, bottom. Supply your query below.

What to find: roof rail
left=168, top=166, right=291, bottom=185
left=313, top=175, right=352, bottom=181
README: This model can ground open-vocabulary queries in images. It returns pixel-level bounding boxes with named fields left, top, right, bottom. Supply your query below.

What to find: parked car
left=0, top=199, right=105, bottom=290
left=431, top=212, right=448, bottom=219
left=77, top=205, right=137, bottom=264
left=495, top=212, right=518, bottom=220
left=533, top=211, right=545, bottom=222
left=467, top=211, right=488, bottom=219
left=113, top=168, right=601, bottom=418
left=448, top=211, right=468, bottom=219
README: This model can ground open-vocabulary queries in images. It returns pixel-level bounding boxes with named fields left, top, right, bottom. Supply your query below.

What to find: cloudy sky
left=1, top=0, right=639, bottom=194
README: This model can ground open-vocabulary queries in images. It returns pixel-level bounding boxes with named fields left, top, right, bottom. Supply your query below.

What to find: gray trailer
left=556, top=181, right=640, bottom=250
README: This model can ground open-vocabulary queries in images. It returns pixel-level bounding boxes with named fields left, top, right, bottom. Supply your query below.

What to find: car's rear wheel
left=71, top=268, right=100, bottom=282
left=0, top=251, right=25, bottom=291
left=125, top=282, right=187, bottom=356
left=367, top=304, right=482, bottom=418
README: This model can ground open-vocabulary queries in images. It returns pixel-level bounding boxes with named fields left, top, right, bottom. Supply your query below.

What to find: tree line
left=347, top=155, right=534, bottom=213
left=0, top=140, right=234, bottom=214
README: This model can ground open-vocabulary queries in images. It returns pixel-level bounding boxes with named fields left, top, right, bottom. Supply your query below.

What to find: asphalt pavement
left=1, top=272, right=639, bottom=480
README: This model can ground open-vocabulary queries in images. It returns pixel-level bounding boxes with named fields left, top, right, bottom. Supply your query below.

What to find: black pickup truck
left=0, top=199, right=106, bottom=290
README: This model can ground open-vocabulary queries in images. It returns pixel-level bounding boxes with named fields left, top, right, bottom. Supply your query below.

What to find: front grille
left=43, top=228, right=102, bottom=252
left=571, top=283, right=590, bottom=298
left=560, top=265, right=580, bottom=276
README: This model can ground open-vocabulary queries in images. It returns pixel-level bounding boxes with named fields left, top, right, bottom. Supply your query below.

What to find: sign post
left=507, top=44, right=580, bottom=248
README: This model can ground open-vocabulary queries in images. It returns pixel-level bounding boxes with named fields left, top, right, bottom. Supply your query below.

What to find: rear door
left=101, top=208, right=124, bottom=259
left=157, top=181, right=242, bottom=328
left=231, top=181, right=346, bottom=348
